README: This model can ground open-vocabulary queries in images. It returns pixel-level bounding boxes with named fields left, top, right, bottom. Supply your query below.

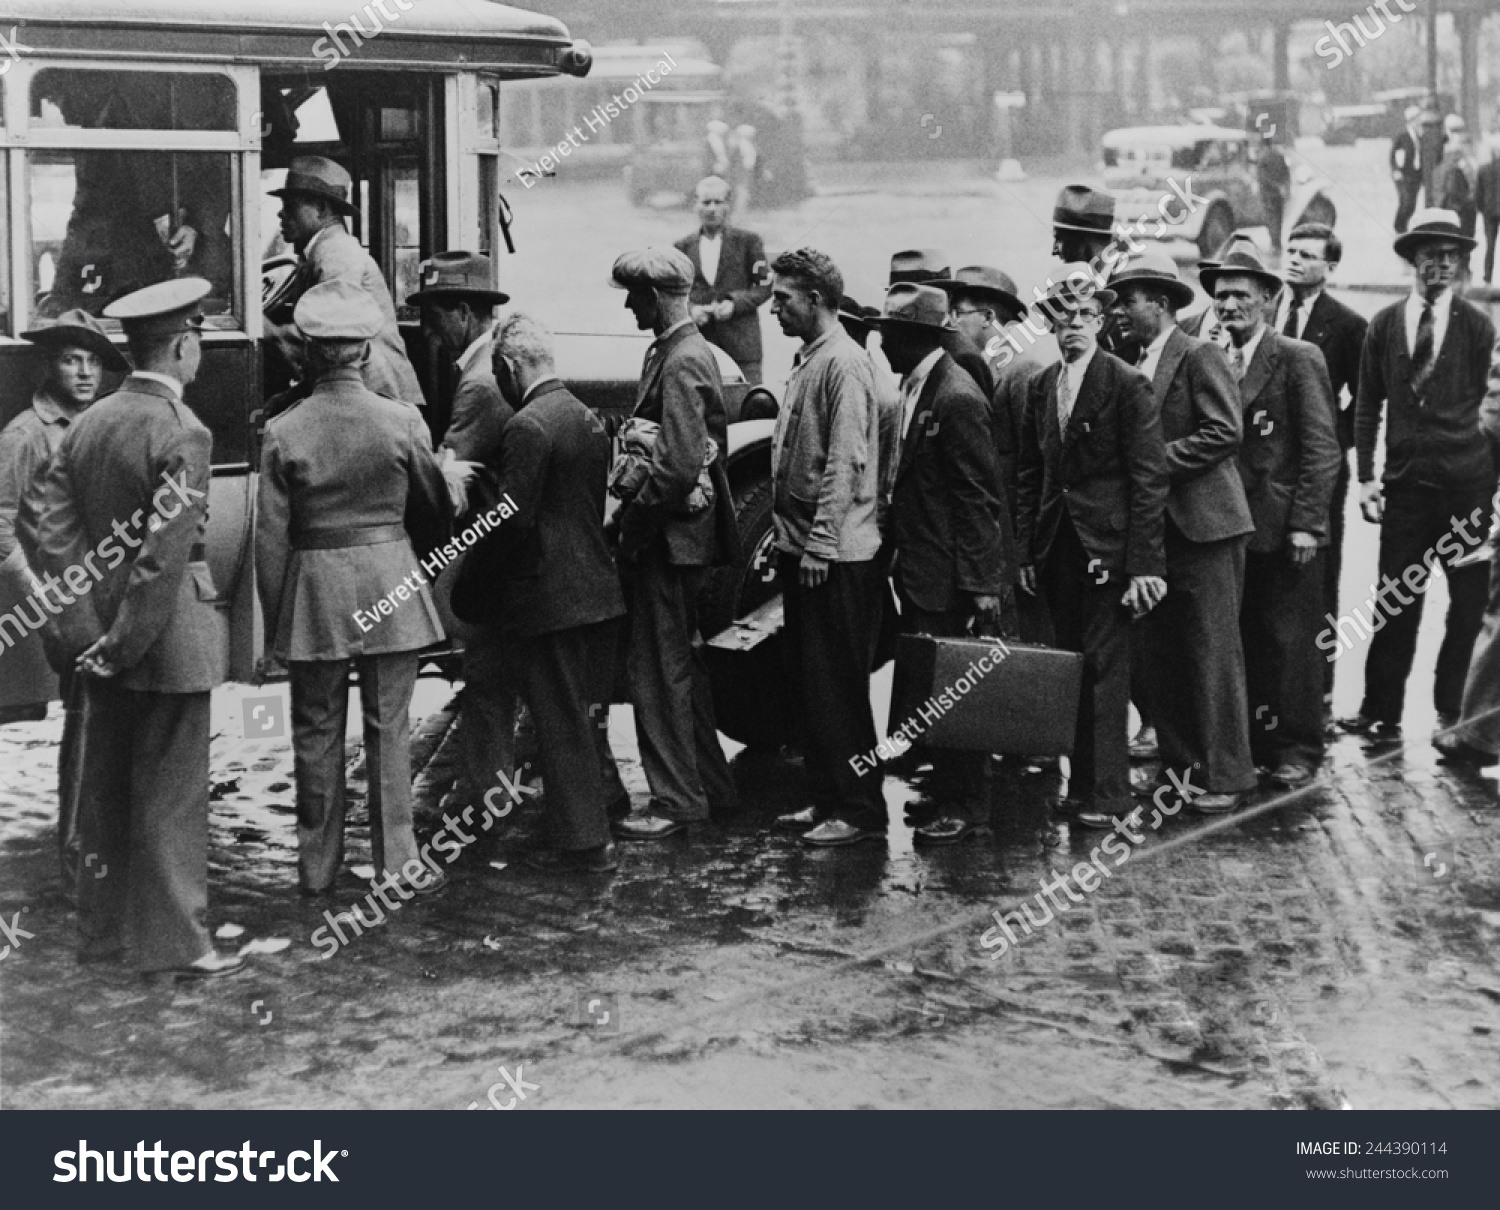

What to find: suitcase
left=888, top=634, right=1083, bottom=756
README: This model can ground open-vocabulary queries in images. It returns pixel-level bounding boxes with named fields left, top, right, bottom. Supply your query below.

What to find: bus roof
left=8, top=1, right=577, bottom=77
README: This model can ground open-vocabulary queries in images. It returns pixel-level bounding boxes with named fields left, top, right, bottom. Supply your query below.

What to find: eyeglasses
left=952, top=305, right=991, bottom=319
left=1420, top=247, right=1465, bottom=264
left=1058, top=310, right=1102, bottom=327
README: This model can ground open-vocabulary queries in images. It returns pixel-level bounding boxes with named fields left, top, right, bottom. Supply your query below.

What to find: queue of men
left=9, top=158, right=1500, bottom=977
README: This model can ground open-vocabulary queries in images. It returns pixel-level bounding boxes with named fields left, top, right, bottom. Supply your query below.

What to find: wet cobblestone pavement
left=3, top=668, right=1498, bottom=1111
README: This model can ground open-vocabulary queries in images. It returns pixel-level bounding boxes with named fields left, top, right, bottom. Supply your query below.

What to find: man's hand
left=1123, top=575, right=1167, bottom=617
left=253, top=654, right=287, bottom=686
left=168, top=224, right=199, bottom=273
left=438, top=448, right=481, bottom=516
left=968, top=593, right=1002, bottom=634
left=1287, top=530, right=1318, bottom=565
left=691, top=304, right=712, bottom=327
left=714, top=300, right=735, bottom=322
left=1359, top=480, right=1384, bottom=523
left=76, top=637, right=121, bottom=680
left=799, top=552, right=830, bottom=588
left=1019, top=565, right=1037, bottom=595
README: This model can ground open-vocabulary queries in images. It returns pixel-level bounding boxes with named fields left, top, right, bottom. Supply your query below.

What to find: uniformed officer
left=2, top=310, right=129, bottom=889
left=32, top=278, right=242, bottom=978
left=257, top=280, right=454, bottom=899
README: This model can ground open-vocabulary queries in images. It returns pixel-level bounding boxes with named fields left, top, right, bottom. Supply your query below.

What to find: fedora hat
left=22, top=308, right=129, bottom=373
left=406, top=251, right=510, bottom=306
left=1393, top=207, right=1477, bottom=261
left=1197, top=244, right=1283, bottom=296
left=269, top=156, right=360, bottom=217
left=888, top=249, right=951, bottom=286
left=931, top=264, right=1027, bottom=318
left=837, top=294, right=875, bottom=336
left=1052, top=184, right=1116, bottom=236
left=874, top=283, right=956, bottom=332
left=1035, top=263, right=1115, bottom=317
left=1108, top=249, right=1196, bottom=311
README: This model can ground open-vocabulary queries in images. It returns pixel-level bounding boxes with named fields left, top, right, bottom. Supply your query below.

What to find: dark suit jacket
left=1355, top=295, right=1497, bottom=491
left=1150, top=326, right=1255, bottom=544
left=674, top=226, right=771, bottom=370
left=944, top=330, right=994, bottom=399
left=616, top=322, right=737, bottom=567
left=441, top=339, right=514, bottom=467
left=456, top=381, right=625, bottom=638
left=891, top=352, right=1011, bottom=612
left=989, top=352, right=1043, bottom=526
left=1016, top=348, right=1168, bottom=580
left=1475, top=159, right=1500, bottom=220
left=1296, top=290, right=1367, bottom=450
left=1391, top=129, right=1421, bottom=181
left=32, top=376, right=224, bottom=692
left=1233, top=331, right=1341, bottom=553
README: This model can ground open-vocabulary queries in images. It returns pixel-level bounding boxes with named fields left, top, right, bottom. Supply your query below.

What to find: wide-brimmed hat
left=1108, top=250, right=1196, bottom=311
left=609, top=246, right=695, bottom=293
left=22, top=308, right=129, bottom=373
left=1197, top=244, right=1283, bottom=296
left=837, top=294, right=875, bottom=336
left=1052, top=184, right=1115, bottom=236
left=406, top=251, right=510, bottom=306
left=268, top=156, right=360, bottom=217
left=931, top=264, right=1027, bottom=318
left=103, top=278, right=211, bottom=337
left=888, top=249, right=951, bottom=286
left=873, top=283, right=956, bottom=332
left=1035, top=263, right=1116, bottom=317
left=294, top=279, right=385, bottom=341
left=1393, top=207, right=1477, bottom=261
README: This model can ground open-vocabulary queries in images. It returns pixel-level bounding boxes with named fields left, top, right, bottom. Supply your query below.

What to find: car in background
left=1102, top=125, right=1338, bottom=258
left=1323, top=103, right=1391, bottom=145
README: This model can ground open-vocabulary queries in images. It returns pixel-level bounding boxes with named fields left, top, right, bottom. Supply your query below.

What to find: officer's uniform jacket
left=257, top=367, right=449, bottom=660
left=31, top=376, right=224, bottom=692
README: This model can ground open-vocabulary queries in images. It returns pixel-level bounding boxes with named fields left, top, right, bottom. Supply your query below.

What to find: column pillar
left=1458, top=10, right=1481, bottom=134
left=1272, top=22, right=1290, bottom=93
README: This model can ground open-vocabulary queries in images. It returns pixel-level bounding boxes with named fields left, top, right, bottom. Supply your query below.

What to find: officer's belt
left=291, top=524, right=407, bottom=551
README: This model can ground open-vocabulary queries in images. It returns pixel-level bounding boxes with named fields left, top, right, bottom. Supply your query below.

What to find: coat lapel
left=1061, top=352, right=1105, bottom=451
left=1152, top=327, right=1191, bottom=403
left=633, top=325, right=691, bottom=412
left=1239, top=331, right=1278, bottom=407
left=895, top=355, right=946, bottom=484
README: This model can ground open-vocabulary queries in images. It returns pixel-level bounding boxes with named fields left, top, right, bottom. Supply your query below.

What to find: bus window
left=32, top=69, right=236, bottom=132
left=0, top=165, right=8, bottom=335
left=29, top=150, right=236, bottom=320
left=392, top=164, right=422, bottom=320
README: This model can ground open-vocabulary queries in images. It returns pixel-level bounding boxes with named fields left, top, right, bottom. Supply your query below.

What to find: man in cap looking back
left=607, top=246, right=739, bottom=840
left=257, top=280, right=454, bottom=901
left=32, top=277, right=241, bottom=977
left=266, top=155, right=424, bottom=406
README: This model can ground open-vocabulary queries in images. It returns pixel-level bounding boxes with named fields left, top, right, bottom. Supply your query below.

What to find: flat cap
left=293, top=279, right=385, bottom=341
left=609, top=246, right=695, bottom=293
left=102, top=278, right=210, bottom=337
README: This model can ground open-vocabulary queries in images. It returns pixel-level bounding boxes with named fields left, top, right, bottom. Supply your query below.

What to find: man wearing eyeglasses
left=1275, top=224, right=1368, bottom=715
left=1017, top=267, right=1168, bottom=830
left=1343, top=210, right=1498, bottom=749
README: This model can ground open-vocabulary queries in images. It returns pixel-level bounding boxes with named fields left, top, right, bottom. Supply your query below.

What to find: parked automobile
left=1323, top=103, right=1391, bottom=145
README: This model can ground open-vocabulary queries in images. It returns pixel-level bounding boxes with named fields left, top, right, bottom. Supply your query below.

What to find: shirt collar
left=791, top=324, right=840, bottom=368
left=1235, top=322, right=1267, bottom=366
left=30, top=386, right=79, bottom=427
left=1145, top=324, right=1174, bottom=358
left=650, top=317, right=695, bottom=349
left=1063, top=342, right=1099, bottom=379
left=521, top=373, right=561, bottom=403
left=699, top=228, right=724, bottom=242
left=1409, top=286, right=1453, bottom=315
left=904, top=346, right=944, bottom=393
left=131, top=370, right=185, bottom=401
left=304, top=222, right=340, bottom=253
left=457, top=324, right=496, bottom=372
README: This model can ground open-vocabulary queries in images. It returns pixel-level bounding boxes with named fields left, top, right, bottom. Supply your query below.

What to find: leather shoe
left=605, top=793, right=633, bottom=822
left=1434, top=736, right=1498, bottom=767
left=168, top=951, right=245, bottom=980
left=1191, top=791, right=1245, bottom=815
left=407, top=869, right=450, bottom=897
left=1338, top=713, right=1402, bottom=743
left=612, top=813, right=691, bottom=841
left=800, top=820, right=883, bottom=847
left=1128, top=726, right=1159, bottom=761
left=1269, top=763, right=1315, bottom=788
left=525, top=844, right=619, bottom=873
left=775, top=806, right=822, bottom=832
left=1075, top=808, right=1127, bottom=830
left=912, top=817, right=971, bottom=846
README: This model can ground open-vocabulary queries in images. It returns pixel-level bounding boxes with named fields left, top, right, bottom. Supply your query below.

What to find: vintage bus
left=0, top=2, right=787, bottom=746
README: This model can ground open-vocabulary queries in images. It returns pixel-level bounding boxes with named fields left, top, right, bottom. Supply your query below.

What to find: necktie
left=1057, top=367, right=1073, bottom=434
left=1282, top=297, right=1301, bottom=338
left=1230, top=345, right=1246, bottom=381
left=1411, top=301, right=1436, bottom=399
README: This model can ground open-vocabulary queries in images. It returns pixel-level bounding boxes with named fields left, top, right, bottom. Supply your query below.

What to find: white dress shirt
left=1274, top=287, right=1320, bottom=340
left=1058, top=344, right=1098, bottom=429
left=1137, top=324, right=1175, bottom=382
left=1404, top=287, right=1452, bottom=358
left=899, top=347, right=944, bottom=443
left=1228, top=322, right=1267, bottom=379
left=698, top=232, right=723, bottom=286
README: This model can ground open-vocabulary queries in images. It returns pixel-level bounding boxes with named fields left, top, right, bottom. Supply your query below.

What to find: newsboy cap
left=103, top=278, right=211, bottom=338
left=293, top=279, right=385, bottom=341
left=22, top=308, right=130, bottom=373
left=269, top=156, right=360, bottom=217
left=609, top=246, right=695, bottom=293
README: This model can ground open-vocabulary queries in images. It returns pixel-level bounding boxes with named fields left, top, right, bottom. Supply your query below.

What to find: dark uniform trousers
left=518, top=617, right=624, bottom=850
left=1042, top=516, right=1133, bottom=813
left=779, top=553, right=885, bottom=832
left=1242, top=550, right=1327, bottom=768
left=625, top=544, right=737, bottom=821
left=75, top=681, right=212, bottom=970
left=458, top=626, right=521, bottom=803
left=56, top=665, right=84, bottom=887
left=898, top=596, right=992, bottom=823
left=1143, top=522, right=1258, bottom=793
left=1359, top=485, right=1493, bottom=725
left=290, top=652, right=421, bottom=889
